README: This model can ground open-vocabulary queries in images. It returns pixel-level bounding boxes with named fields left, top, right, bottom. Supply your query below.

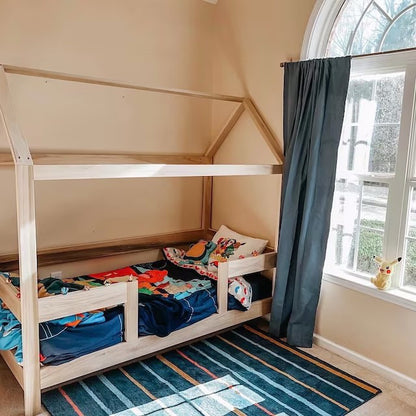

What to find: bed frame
left=0, top=64, right=284, bottom=416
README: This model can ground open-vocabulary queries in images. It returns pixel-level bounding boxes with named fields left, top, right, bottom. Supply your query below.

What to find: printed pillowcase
left=208, top=225, right=268, bottom=272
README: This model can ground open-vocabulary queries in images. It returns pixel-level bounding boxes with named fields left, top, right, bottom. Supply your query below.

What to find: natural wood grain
left=0, top=152, right=210, bottom=166
left=227, top=251, right=277, bottom=278
left=204, top=104, right=245, bottom=157
left=33, top=163, right=282, bottom=181
left=201, top=176, right=213, bottom=230
left=3, top=64, right=244, bottom=103
left=38, top=283, right=128, bottom=323
left=0, top=229, right=205, bottom=272
left=243, top=98, right=284, bottom=164
left=0, top=67, right=32, bottom=165
left=217, top=262, right=229, bottom=315
left=0, top=274, right=21, bottom=321
left=124, top=280, right=139, bottom=344
left=40, top=297, right=272, bottom=389
left=16, top=165, right=41, bottom=416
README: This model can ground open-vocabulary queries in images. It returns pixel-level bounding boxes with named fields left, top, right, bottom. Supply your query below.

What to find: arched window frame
left=302, top=0, right=416, bottom=311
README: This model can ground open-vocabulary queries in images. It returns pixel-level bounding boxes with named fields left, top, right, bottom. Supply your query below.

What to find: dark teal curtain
left=270, top=57, right=351, bottom=347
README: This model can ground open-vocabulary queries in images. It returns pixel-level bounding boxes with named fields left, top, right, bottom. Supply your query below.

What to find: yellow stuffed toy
left=371, top=256, right=402, bottom=290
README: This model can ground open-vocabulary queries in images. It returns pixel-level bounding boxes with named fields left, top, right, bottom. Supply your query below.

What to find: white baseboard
left=313, top=334, right=416, bottom=393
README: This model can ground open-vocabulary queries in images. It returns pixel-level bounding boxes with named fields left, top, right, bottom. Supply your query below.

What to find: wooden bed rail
left=0, top=274, right=21, bottom=321
left=217, top=251, right=277, bottom=315
left=38, top=282, right=130, bottom=322
left=0, top=229, right=205, bottom=272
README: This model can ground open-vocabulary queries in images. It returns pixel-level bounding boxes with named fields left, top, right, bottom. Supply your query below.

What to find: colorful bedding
left=0, top=257, right=272, bottom=366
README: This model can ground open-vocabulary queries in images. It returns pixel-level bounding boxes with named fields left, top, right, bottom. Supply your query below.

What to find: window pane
left=327, top=180, right=388, bottom=276
left=327, top=0, right=416, bottom=56
left=327, top=0, right=372, bottom=56
left=382, top=7, right=416, bottom=51
left=351, top=4, right=390, bottom=55
left=357, top=182, right=388, bottom=274
left=337, top=73, right=404, bottom=174
left=403, top=188, right=416, bottom=288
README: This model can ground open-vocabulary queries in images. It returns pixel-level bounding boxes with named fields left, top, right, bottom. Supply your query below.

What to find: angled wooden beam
left=204, top=103, right=245, bottom=158
left=0, top=66, right=33, bottom=165
left=243, top=98, right=284, bottom=164
left=0, top=152, right=211, bottom=166
left=3, top=64, right=244, bottom=103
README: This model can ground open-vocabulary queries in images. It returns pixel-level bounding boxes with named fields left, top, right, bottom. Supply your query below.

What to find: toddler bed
left=1, top=229, right=273, bottom=367
left=0, top=63, right=283, bottom=415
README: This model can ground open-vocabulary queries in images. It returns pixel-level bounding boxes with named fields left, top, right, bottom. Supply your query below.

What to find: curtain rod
left=280, top=46, right=416, bottom=67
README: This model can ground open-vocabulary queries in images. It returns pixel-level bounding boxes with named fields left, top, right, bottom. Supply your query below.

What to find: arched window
left=304, top=0, right=416, bottom=300
left=328, top=0, right=416, bottom=56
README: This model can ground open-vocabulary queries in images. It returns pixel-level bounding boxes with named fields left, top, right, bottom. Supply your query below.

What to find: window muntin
left=327, top=0, right=416, bottom=57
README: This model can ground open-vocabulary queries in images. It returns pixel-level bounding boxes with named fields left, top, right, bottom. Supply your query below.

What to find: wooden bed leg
left=217, top=262, right=229, bottom=315
left=16, top=165, right=41, bottom=416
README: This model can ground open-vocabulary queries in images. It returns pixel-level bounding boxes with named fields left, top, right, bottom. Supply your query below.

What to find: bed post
left=217, top=262, right=229, bottom=315
left=124, top=280, right=139, bottom=343
left=0, top=66, right=41, bottom=416
left=16, top=165, right=41, bottom=416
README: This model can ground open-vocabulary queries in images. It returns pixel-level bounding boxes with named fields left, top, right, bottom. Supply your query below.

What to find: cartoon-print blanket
left=163, top=247, right=252, bottom=309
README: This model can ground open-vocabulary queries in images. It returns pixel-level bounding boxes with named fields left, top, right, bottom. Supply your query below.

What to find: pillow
left=208, top=225, right=268, bottom=271
left=183, top=240, right=217, bottom=264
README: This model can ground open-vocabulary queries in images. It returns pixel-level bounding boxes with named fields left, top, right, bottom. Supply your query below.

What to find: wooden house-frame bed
left=0, top=64, right=284, bottom=416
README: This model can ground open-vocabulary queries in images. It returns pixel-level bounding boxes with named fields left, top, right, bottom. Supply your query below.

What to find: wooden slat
left=0, top=229, right=205, bottom=272
left=243, top=98, right=284, bottom=164
left=34, top=163, right=282, bottom=181
left=38, top=282, right=129, bottom=322
left=204, top=104, right=245, bottom=158
left=124, top=281, right=139, bottom=344
left=3, top=64, right=244, bottom=103
left=201, top=176, right=213, bottom=230
left=0, top=350, right=23, bottom=389
left=0, top=152, right=211, bottom=167
left=0, top=274, right=21, bottom=321
left=227, top=251, right=277, bottom=278
left=217, top=262, right=229, bottom=315
left=0, top=67, right=33, bottom=165
left=15, top=165, right=41, bottom=416
left=40, top=297, right=272, bottom=389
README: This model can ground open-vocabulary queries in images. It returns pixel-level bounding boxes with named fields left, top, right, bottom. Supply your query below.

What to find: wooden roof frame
left=0, top=63, right=284, bottom=241
left=0, top=63, right=284, bottom=416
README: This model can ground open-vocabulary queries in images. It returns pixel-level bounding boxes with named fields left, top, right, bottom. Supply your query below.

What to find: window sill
left=323, top=270, right=416, bottom=312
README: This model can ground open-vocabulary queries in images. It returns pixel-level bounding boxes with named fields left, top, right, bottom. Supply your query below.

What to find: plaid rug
left=42, top=325, right=381, bottom=415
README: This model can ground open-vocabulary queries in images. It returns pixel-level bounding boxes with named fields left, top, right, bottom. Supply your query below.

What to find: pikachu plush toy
left=371, top=256, right=402, bottom=291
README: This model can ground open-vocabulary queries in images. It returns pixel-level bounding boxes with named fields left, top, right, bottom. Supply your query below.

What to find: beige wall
left=0, top=0, right=214, bottom=253
left=211, top=0, right=314, bottom=246
left=316, top=282, right=416, bottom=380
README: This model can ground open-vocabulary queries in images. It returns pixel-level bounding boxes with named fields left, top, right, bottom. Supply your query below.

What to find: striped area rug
left=42, top=325, right=381, bottom=416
